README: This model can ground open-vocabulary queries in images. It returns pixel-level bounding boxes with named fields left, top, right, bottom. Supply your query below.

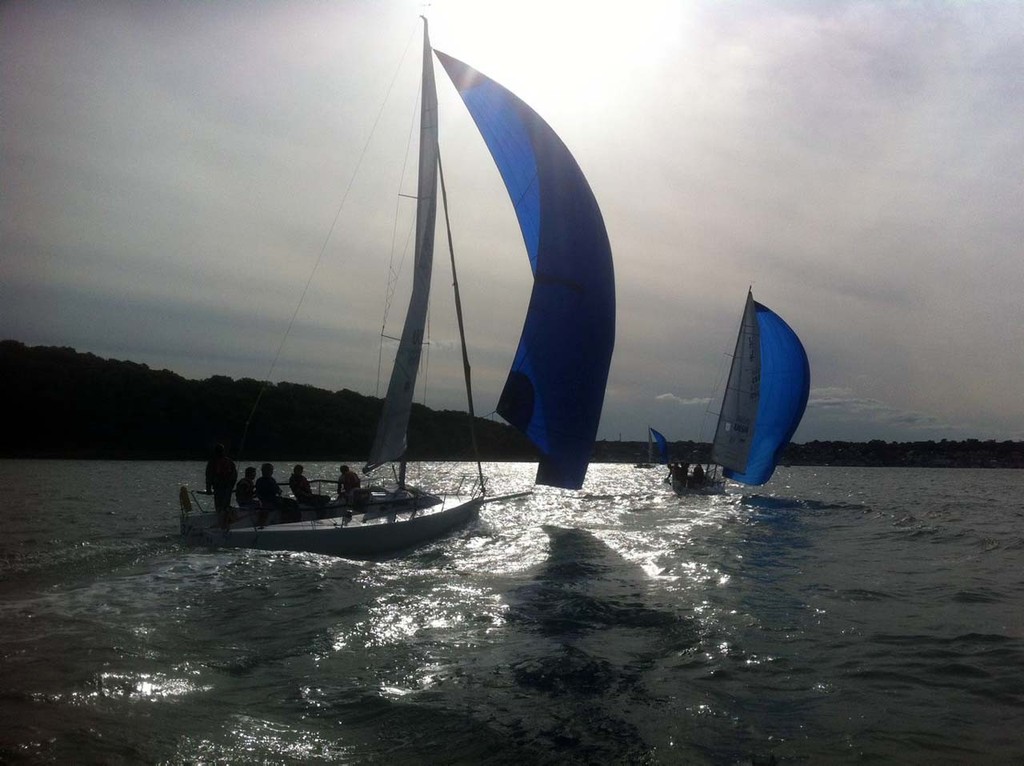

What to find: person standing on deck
left=205, top=443, right=237, bottom=529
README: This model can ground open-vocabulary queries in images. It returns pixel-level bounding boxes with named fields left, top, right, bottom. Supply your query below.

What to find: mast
left=364, top=18, right=439, bottom=478
left=438, top=153, right=487, bottom=495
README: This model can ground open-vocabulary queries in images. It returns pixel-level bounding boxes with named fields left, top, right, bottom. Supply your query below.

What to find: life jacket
left=236, top=477, right=255, bottom=501
left=210, top=456, right=236, bottom=488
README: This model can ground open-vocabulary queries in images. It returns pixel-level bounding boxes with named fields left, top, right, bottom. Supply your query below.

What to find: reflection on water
left=0, top=460, right=1023, bottom=763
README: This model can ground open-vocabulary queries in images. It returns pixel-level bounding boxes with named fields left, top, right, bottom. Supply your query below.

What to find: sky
left=3, top=0, right=1023, bottom=445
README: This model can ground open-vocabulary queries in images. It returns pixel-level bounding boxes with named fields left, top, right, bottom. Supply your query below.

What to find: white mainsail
left=710, top=290, right=761, bottom=473
left=364, top=25, right=439, bottom=472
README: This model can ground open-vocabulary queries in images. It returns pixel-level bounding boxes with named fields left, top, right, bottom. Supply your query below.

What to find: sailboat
left=180, top=19, right=615, bottom=557
left=634, top=426, right=669, bottom=468
left=672, top=289, right=809, bottom=496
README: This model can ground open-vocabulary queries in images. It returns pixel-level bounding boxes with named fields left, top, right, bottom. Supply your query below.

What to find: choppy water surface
left=1, top=460, right=1022, bottom=763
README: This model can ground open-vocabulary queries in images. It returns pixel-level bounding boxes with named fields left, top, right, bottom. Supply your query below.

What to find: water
left=1, top=460, right=1022, bottom=764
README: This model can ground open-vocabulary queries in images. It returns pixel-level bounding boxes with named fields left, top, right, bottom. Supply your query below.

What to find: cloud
left=807, top=387, right=955, bottom=434
left=656, top=393, right=713, bottom=407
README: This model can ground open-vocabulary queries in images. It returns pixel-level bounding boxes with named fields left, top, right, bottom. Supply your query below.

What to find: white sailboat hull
left=182, top=494, right=482, bottom=558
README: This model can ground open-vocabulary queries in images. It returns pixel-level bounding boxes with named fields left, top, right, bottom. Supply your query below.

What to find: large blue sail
left=649, top=427, right=670, bottom=464
left=436, top=51, right=615, bottom=490
left=724, top=300, right=810, bottom=485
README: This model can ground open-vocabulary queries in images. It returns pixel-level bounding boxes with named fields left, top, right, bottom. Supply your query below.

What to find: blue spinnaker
left=724, top=302, right=809, bottom=485
left=436, top=51, right=615, bottom=490
left=649, top=427, right=669, bottom=464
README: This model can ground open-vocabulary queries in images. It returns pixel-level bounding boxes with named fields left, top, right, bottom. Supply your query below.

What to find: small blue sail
left=649, top=427, right=670, bottom=464
left=436, top=51, right=615, bottom=490
left=724, top=301, right=810, bottom=485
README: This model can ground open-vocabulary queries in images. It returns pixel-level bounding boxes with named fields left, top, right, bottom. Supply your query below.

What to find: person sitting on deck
left=235, top=466, right=258, bottom=508
left=289, top=464, right=330, bottom=508
left=690, top=463, right=706, bottom=488
left=337, top=465, right=364, bottom=504
left=669, top=462, right=689, bottom=485
left=255, top=463, right=299, bottom=523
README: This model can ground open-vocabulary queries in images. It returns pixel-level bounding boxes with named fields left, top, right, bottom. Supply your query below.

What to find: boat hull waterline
left=183, top=495, right=480, bottom=557
left=181, top=492, right=530, bottom=557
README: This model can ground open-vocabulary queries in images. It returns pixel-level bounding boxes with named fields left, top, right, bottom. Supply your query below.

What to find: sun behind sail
left=435, top=51, right=616, bottom=491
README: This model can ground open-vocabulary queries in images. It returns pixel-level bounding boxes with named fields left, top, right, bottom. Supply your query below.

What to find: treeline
left=592, top=438, right=1024, bottom=468
left=0, top=341, right=536, bottom=461
left=784, top=439, right=1024, bottom=468
left=5, top=341, right=1021, bottom=467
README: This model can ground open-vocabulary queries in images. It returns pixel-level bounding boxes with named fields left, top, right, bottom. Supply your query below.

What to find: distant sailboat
left=635, top=426, right=669, bottom=468
left=673, top=289, right=809, bottom=495
left=181, top=18, right=615, bottom=556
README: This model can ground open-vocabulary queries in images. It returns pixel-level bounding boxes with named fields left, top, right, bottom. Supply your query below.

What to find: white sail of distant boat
left=180, top=18, right=616, bottom=556
left=672, top=289, right=809, bottom=495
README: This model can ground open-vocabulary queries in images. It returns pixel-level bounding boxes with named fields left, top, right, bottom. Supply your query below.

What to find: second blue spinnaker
left=713, top=291, right=809, bottom=486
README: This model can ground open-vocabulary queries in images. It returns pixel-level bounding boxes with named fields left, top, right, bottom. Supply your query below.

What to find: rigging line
left=438, top=150, right=486, bottom=495
left=697, top=351, right=730, bottom=446
left=238, top=27, right=420, bottom=459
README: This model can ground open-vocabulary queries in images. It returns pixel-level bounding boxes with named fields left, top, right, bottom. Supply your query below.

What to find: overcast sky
left=3, top=0, right=1023, bottom=445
